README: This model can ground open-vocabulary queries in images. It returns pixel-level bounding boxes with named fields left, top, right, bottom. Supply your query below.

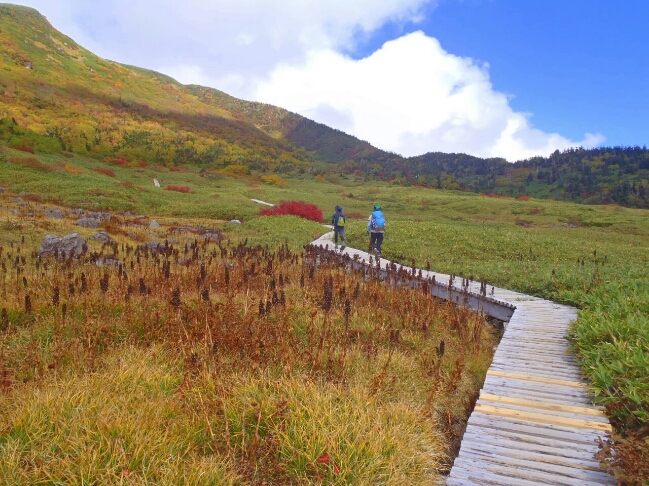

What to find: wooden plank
left=479, top=393, right=606, bottom=417
left=489, top=361, right=581, bottom=375
left=486, top=370, right=590, bottom=388
left=489, top=362, right=580, bottom=375
left=494, top=342, right=573, bottom=354
left=462, top=427, right=602, bottom=454
left=479, top=402, right=610, bottom=424
left=492, top=351, right=577, bottom=362
left=482, top=378, right=594, bottom=401
left=449, top=465, right=552, bottom=486
left=468, top=412, right=609, bottom=444
left=480, top=388, right=594, bottom=407
left=479, top=387, right=598, bottom=407
left=474, top=403, right=612, bottom=431
left=452, top=457, right=613, bottom=486
left=459, top=441, right=604, bottom=470
left=458, top=450, right=612, bottom=484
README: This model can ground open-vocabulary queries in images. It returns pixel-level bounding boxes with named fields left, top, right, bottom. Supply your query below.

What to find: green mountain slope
left=0, top=3, right=369, bottom=169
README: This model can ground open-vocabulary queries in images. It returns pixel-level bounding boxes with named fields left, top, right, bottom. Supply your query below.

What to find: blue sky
left=10, top=0, right=649, bottom=160
left=353, top=0, right=648, bottom=149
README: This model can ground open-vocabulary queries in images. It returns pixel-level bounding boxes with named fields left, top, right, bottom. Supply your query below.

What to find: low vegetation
left=0, top=216, right=496, bottom=484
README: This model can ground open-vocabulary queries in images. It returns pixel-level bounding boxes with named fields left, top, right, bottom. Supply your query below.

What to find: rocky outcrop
left=75, top=217, right=100, bottom=228
left=39, top=233, right=88, bottom=259
left=91, top=231, right=116, bottom=245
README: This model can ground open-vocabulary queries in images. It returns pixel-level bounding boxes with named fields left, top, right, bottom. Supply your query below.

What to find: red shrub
left=169, top=167, right=181, bottom=172
left=8, top=157, right=54, bottom=172
left=9, top=145, right=35, bottom=154
left=165, top=185, right=192, bottom=193
left=106, top=156, right=129, bottom=166
left=93, top=168, right=116, bottom=177
left=346, top=212, right=365, bottom=219
left=516, top=196, right=531, bottom=201
left=259, top=201, right=323, bottom=223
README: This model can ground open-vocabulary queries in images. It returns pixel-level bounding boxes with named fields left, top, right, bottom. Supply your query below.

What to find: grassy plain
left=1, top=144, right=648, bottom=483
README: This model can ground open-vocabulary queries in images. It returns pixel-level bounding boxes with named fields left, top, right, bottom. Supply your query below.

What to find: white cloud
left=253, top=32, right=604, bottom=161
left=13, top=0, right=604, bottom=161
left=17, top=0, right=432, bottom=83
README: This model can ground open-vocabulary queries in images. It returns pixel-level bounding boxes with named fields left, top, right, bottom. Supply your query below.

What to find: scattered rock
left=91, top=231, right=116, bottom=245
left=228, top=219, right=242, bottom=225
left=95, top=255, right=121, bottom=267
left=39, top=233, right=88, bottom=259
left=12, top=197, right=23, bottom=203
left=203, top=232, right=219, bottom=242
left=67, top=208, right=85, bottom=216
left=172, top=226, right=193, bottom=233
left=45, top=209, right=64, bottom=219
left=153, top=178, right=160, bottom=187
left=76, top=217, right=100, bottom=228
left=88, top=211, right=111, bottom=221
left=0, top=187, right=5, bottom=193
left=149, top=220, right=160, bottom=229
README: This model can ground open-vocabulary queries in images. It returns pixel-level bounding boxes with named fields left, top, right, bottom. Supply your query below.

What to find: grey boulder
left=39, top=233, right=88, bottom=259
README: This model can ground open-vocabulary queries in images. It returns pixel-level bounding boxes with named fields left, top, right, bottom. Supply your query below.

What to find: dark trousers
left=334, top=227, right=346, bottom=245
left=370, top=232, right=384, bottom=253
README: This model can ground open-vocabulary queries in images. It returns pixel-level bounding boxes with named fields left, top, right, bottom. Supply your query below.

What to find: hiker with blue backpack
left=331, top=205, right=347, bottom=250
left=367, top=205, right=386, bottom=257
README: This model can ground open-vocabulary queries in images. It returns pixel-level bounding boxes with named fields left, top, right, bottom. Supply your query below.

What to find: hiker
left=367, top=205, right=386, bottom=257
left=331, top=205, right=347, bottom=250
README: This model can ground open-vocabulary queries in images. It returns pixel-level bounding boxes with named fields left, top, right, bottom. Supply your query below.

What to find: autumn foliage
left=92, top=168, right=116, bottom=177
left=259, top=200, right=323, bottom=223
left=8, top=156, right=54, bottom=172
left=9, top=144, right=35, bottom=154
left=165, top=185, right=192, bottom=193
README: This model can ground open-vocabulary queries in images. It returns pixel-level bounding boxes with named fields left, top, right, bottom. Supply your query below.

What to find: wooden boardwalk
left=311, top=234, right=615, bottom=486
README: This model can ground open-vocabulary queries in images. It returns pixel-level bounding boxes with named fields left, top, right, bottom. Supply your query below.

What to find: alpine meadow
left=0, top=4, right=648, bottom=485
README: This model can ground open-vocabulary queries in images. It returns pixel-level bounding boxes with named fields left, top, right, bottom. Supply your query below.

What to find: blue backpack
left=371, top=211, right=385, bottom=231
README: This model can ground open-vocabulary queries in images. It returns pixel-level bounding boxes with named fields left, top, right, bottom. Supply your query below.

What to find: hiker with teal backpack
left=367, top=205, right=386, bottom=257
left=331, top=205, right=347, bottom=250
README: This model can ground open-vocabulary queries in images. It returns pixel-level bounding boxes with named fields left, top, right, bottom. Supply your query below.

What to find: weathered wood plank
left=486, top=370, right=590, bottom=388
left=480, top=385, right=596, bottom=407
left=455, top=450, right=615, bottom=484
left=474, top=403, right=612, bottom=431
left=462, top=427, right=601, bottom=454
left=452, top=456, right=614, bottom=485
left=449, top=465, right=554, bottom=486
left=476, top=402, right=610, bottom=424
left=479, top=393, right=606, bottom=416
left=459, top=441, right=604, bottom=470
left=468, top=412, right=608, bottom=445
left=488, top=363, right=584, bottom=380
